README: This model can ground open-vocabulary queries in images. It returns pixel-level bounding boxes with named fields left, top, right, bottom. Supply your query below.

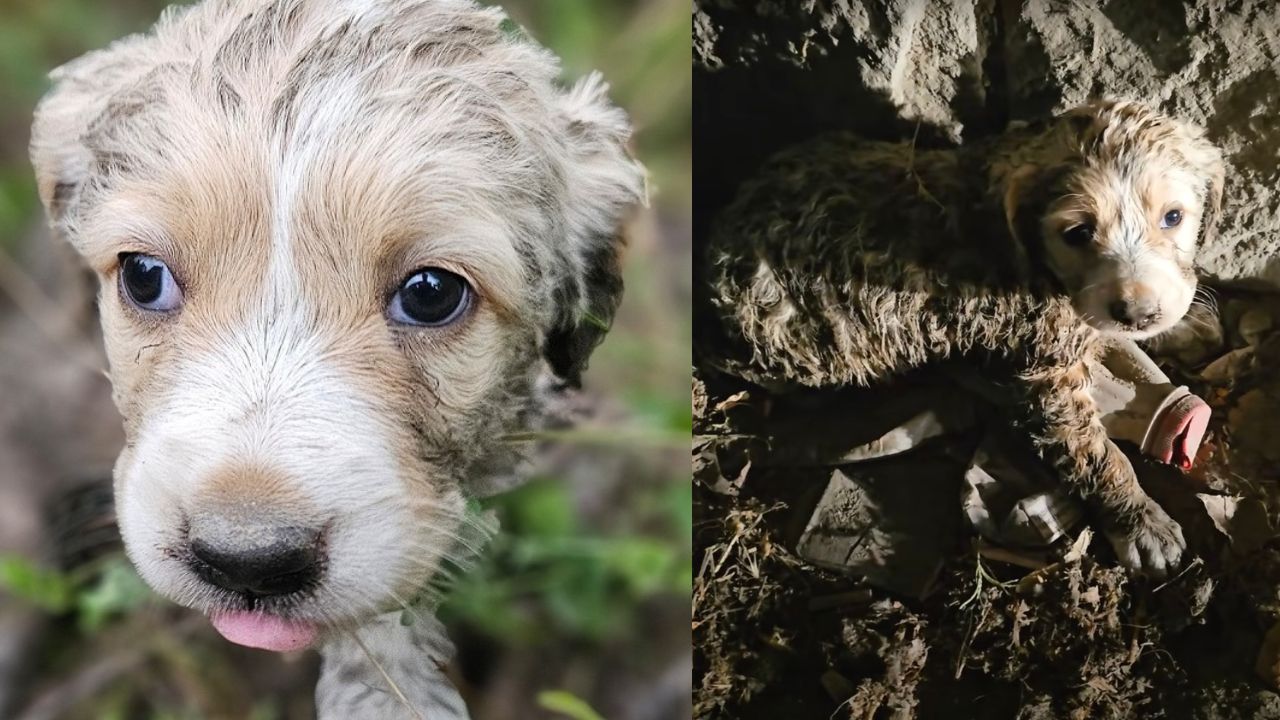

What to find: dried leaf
left=1196, top=493, right=1273, bottom=555
left=714, top=390, right=753, bottom=413
left=1065, top=527, right=1093, bottom=563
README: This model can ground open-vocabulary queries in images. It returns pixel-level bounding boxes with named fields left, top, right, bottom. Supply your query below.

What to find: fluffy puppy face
left=30, top=0, right=643, bottom=647
left=1005, top=100, right=1224, bottom=339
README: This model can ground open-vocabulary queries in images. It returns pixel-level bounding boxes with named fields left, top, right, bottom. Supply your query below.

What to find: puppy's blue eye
left=119, top=253, right=182, bottom=312
left=1162, top=209, right=1183, bottom=228
left=388, top=268, right=470, bottom=326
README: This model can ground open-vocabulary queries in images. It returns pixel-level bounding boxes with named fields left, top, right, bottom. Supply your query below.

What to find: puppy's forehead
left=1058, top=155, right=1201, bottom=217
left=75, top=0, right=572, bottom=305
left=276, top=123, right=534, bottom=323
left=89, top=120, right=532, bottom=330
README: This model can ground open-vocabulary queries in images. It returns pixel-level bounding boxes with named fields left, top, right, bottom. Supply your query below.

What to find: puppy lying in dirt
left=29, top=0, right=644, bottom=717
left=704, top=100, right=1223, bottom=578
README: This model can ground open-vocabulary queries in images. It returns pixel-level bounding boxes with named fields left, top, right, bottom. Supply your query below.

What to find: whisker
left=348, top=628, right=426, bottom=720
left=387, top=589, right=428, bottom=625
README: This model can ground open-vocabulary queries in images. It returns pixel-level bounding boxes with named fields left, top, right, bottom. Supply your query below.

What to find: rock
left=1199, top=346, right=1254, bottom=384
left=694, top=0, right=999, bottom=240
left=694, top=0, right=990, bottom=141
left=1240, top=307, right=1274, bottom=346
left=1258, top=620, right=1280, bottom=690
left=1145, top=301, right=1225, bottom=366
left=796, top=463, right=961, bottom=599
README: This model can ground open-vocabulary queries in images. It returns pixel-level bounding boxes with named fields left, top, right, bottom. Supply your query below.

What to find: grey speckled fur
left=316, top=613, right=466, bottom=720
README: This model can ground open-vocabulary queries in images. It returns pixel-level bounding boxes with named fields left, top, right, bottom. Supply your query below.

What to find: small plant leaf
left=0, top=555, right=74, bottom=612
left=75, top=556, right=152, bottom=632
left=581, top=311, right=610, bottom=331
left=537, top=690, right=605, bottom=720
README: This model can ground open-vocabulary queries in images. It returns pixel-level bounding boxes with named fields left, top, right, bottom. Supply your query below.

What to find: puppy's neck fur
left=317, top=613, right=466, bottom=720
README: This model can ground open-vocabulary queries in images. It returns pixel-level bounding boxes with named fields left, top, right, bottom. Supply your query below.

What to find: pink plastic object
left=1143, top=392, right=1211, bottom=470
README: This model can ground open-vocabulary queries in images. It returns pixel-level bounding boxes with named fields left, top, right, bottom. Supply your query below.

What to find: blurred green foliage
left=500, top=0, right=691, bottom=210
left=441, top=476, right=691, bottom=642
left=0, top=554, right=154, bottom=632
left=0, top=555, right=74, bottom=612
left=538, top=690, right=606, bottom=720
left=450, top=0, right=692, bottom=652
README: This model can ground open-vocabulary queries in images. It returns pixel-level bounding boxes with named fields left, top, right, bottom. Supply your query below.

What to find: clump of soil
left=692, top=494, right=809, bottom=715
left=838, top=600, right=929, bottom=719
left=693, top=288, right=1280, bottom=720
left=935, top=553, right=1175, bottom=719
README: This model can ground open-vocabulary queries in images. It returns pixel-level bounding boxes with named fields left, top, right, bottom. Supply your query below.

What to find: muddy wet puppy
left=705, top=100, right=1223, bottom=577
left=29, top=0, right=644, bottom=717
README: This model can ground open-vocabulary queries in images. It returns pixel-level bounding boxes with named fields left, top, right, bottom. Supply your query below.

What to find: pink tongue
left=209, top=610, right=318, bottom=652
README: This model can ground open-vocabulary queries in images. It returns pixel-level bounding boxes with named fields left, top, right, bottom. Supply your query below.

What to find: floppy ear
left=1002, top=163, right=1041, bottom=247
left=29, top=35, right=156, bottom=234
left=1001, top=159, right=1076, bottom=278
left=1000, top=105, right=1100, bottom=249
left=541, top=73, right=647, bottom=387
left=1200, top=160, right=1225, bottom=248
left=1185, top=133, right=1226, bottom=249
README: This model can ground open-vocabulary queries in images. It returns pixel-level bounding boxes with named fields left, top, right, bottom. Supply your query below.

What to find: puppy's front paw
left=1101, top=496, right=1185, bottom=579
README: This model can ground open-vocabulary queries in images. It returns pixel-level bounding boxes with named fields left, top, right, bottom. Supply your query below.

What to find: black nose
left=189, top=526, right=321, bottom=596
left=1108, top=299, right=1159, bottom=330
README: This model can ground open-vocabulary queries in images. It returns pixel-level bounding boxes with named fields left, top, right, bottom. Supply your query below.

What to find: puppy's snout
left=1108, top=292, right=1160, bottom=331
left=188, top=522, right=323, bottom=597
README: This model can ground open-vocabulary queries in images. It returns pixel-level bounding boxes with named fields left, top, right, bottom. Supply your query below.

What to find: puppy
left=30, top=0, right=644, bottom=717
left=704, top=100, right=1223, bottom=577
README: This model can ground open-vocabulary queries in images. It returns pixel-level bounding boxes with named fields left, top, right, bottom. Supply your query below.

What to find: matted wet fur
left=29, top=0, right=645, bottom=717
left=703, top=100, right=1224, bottom=578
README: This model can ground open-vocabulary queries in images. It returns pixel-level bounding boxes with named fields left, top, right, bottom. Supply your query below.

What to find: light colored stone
left=1199, top=346, right=1254, bottom=384
left=694, top=0, right=992, bottom=141
left=796, top=463, right=959, bottom=599
left=1240, top=308, right=1274, bottom=346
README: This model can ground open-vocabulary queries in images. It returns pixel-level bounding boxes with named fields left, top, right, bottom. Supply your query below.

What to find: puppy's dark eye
left=1162, top=209, right=1183, bottom=228
left=1062, top=224, right=1095, bottom=247
left=389, top=268, right=470, bottom=326
left=119, top=253, right=182, bottom=312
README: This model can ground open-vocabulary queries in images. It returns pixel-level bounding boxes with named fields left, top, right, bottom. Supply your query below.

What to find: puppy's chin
left=1089, top=319, right=1176, bottom=341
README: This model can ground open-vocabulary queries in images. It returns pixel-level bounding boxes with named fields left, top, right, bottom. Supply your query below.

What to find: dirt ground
left=693, top=286, right=1280, bottom=719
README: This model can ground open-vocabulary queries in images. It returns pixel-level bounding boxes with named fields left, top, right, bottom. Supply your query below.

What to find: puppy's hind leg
left=1008, top=352, right=1185, bottom=578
